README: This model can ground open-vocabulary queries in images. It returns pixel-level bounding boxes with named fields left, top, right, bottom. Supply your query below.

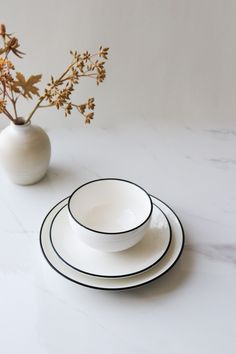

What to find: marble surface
left=0, top=115, right=236, bottom=354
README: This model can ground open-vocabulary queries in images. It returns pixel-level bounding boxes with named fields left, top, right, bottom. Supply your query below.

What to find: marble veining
left=207, top=158, right=236, bottom=166
left=205, top=129, right=236, bottom=136
left=186, top=243, right=236, bottom=265
left=182, top=210, right=234, bottom=228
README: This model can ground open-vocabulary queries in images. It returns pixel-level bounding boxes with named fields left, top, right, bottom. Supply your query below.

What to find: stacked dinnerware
left=40, top=178, right=184, bottom=290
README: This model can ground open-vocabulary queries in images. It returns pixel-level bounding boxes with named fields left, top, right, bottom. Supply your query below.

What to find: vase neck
left=10, top=120, right=32, bottom=131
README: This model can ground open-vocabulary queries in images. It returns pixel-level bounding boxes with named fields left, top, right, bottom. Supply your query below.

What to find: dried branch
left=0, top=23, right=109, bottom=125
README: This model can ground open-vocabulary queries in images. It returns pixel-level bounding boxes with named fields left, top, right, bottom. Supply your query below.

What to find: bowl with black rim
left=68, top=178, right=153, bottom=252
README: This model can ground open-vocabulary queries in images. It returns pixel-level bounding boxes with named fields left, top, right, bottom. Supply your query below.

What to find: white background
left=1, top=0, right=236, bottom=130
left=0, top=1, right=236, bottom=354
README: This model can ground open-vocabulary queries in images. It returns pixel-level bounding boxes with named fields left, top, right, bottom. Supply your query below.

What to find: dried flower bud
left=82, top=51, right=91, bottom=62
left=78, top=104, right=86, bottom=114
left=98, top=46, right=109, bottom=59
left=87, top=97, right=95, bottom=110
left=0, top=24, right=6, bottom=37
left=86, top=112, right=94, bottom=121
left=65, top=102, right=73, bottom=117
left=7, top=37, right=19, bottom=49
left=5, top=37, right=24, bottom=58
left=77, top=60, right=84, bottom=72
left=0, top=99, right=6, bottom=113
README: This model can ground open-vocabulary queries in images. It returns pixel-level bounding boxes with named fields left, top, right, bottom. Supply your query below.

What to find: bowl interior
left=69, top=179, right=152, bottom=233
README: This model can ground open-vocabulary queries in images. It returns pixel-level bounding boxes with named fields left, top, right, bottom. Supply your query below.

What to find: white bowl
left=68, top=178, right=153, bottom=252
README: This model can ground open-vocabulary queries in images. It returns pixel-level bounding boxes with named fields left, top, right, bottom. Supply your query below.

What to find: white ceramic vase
left=0, top=121, right=51, bottom=185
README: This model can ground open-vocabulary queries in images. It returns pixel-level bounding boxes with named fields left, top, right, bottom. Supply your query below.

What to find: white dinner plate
left=50, top=203, right=171, bottom=278
left=40, top=195, right=184, bottom=290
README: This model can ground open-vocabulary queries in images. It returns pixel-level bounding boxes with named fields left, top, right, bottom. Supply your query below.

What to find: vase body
left=0, top=122, right=51, bottom=185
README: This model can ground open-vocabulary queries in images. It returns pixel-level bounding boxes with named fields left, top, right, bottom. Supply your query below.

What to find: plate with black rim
left=50, top=203, right=172, bottom=278
left=40, top=195, right=184, bottom=291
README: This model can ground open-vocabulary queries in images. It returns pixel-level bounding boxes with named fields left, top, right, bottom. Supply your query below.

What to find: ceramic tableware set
left=40, top=178, right=184, bottom=290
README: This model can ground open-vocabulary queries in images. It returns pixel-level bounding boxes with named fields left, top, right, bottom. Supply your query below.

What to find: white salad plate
left=50, top=203, right=171, bottom=278
left=40, top=195, right=184, bottom=290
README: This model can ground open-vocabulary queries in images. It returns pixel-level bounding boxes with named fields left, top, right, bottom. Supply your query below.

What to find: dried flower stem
left=25, top=97, right=44, bottom=123
left=10, top=88, right=18, bottom=119
left=2, top=106, right=15, bottom=122
left=39, top=103, right=54, bottom=108
left=25, top=59, right=74, bottom=124
left=24, top=60, right=76, bottom=123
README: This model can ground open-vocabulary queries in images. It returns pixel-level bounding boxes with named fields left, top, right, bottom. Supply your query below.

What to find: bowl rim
left=68, top=178, right=153, bottom=235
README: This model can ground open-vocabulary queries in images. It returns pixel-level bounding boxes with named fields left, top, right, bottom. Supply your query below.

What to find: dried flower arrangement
left=0, top=24, right=109, bottom=125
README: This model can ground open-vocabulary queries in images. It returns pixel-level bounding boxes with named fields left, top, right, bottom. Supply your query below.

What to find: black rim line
left=49, top=203, right=172, bottom=278
left=68, top=178, right=153, bottom=235
left=39, top=195, right=185, bottom=291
